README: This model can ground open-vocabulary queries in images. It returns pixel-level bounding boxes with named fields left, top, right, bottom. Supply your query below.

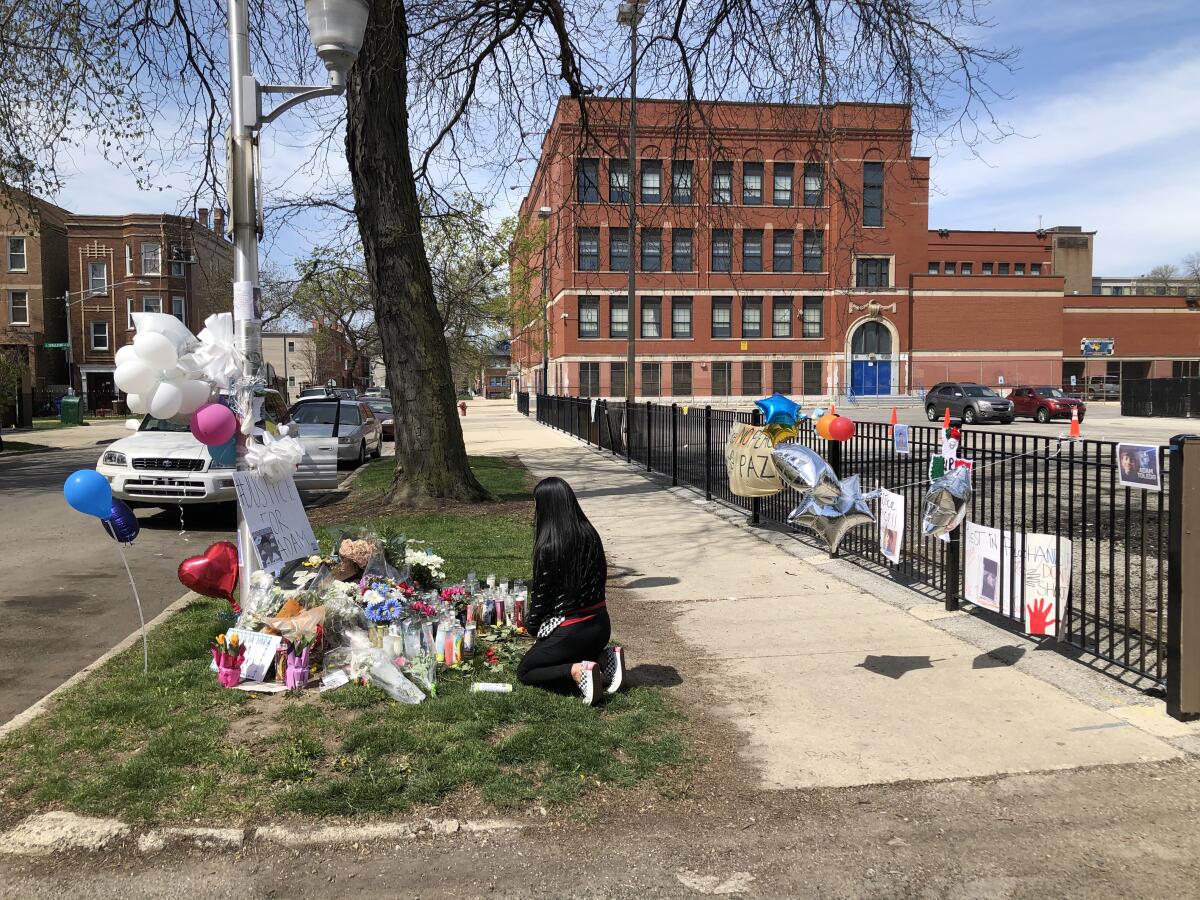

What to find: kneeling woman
left=517, top=477, right=625, bottom=705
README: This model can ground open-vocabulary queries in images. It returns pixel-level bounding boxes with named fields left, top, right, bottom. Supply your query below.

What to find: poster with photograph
left=963, top=523, right=1072, bottom=638
left=232, top=471, right=319, bottom=571
left=724, top=422, right=782, bottom=497
left=964, top=522, right=1004, bottom=613
left=893, top=423, right=910, bottom=456
left=1116, top=443, right=1161, bottom=492
left=878, top=489, right=905, bottom=563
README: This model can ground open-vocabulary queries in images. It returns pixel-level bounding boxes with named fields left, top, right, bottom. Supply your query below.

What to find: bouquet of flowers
left=285, top=634, right=315, bottom=690
left=405, top=543, right=445, bottom=590
left=364, top=595, right=405, bottom=625
left=211, top=633, right=245, bottom=688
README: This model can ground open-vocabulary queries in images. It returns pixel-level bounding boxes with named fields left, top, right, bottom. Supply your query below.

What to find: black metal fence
left=1121, top=377, right=1200, bottom=418
left=529, top=393, right=1173, bottom=686
left=516, top=391, right=530, bottom=416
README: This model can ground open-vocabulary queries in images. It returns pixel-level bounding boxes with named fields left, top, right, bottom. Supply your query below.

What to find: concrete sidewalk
left=5, top=421, right=129, bottom=451
left=461, top=399, right=1184, bottom=789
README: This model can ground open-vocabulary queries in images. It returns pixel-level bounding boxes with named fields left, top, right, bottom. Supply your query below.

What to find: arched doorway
left=848, top=320, right=894, bottom=396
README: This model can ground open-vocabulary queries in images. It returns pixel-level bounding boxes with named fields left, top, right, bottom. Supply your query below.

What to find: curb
left=0, top=445, right=55, bottom=459
left=0, top=591, right=199, bottom=740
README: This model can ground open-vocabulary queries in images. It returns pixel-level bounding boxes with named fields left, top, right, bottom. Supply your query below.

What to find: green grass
left=351, top=454, right=535, bottom=503
left=0, top=455, right=686, bottom=823
left=0, top=440, right=50, bottom=455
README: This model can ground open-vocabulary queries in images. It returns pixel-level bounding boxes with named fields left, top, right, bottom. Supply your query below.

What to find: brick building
left=511, top=98, right=1200, bottom=400
left=66, top=209, right=233, bottom=411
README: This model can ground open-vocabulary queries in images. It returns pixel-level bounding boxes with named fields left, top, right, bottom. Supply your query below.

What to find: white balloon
left=132, top=311, right=199, bottom=353
left=126, top=392, right=147, bottom=415
left=147, top=380, right=183, bottom=419
left=177, top=379, right=212, bottom=416
left=114, top=359, right=158, bottom=395
left=114, top=344, right=138, bottom=367
left=134, top=331, right=178, bottom=370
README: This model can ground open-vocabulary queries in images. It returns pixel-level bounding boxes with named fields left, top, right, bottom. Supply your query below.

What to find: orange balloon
left=816, top=412, right=837, bottom=439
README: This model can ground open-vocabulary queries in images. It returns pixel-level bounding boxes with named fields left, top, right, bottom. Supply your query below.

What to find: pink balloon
left=190, top=402, right=238, bottom=446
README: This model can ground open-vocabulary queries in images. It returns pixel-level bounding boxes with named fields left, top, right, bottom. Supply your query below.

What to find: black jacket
left=526, top=537, right=607, bottom=637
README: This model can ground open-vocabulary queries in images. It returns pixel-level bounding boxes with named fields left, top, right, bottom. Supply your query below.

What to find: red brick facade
left=512, top=98, right=1200, bottom=399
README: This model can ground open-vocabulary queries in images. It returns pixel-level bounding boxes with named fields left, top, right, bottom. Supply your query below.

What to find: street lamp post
left=227, top=0, right=367, bottom=598
left=617, top=1, right=643, bottom=414
left=537, top=206, right=552, bottom=394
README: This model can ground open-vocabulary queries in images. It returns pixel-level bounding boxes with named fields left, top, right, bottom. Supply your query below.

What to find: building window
left=671, top=297, right=693, bottom=338
left=772, top=296, right=793, bottom=338
left=928, top=262, right=939, bottom=275
left=772, top=361, right=793, bottom=395
left=711, top=297, right=732, bottom=338
left=90, top=320, right=109, bottom=350
left=125, top=244, right=133, bottom=276
left=742, top=361, right=762, bottom=396
left=171, top=296, right=185, bottom=322
left=640, top=160, right=662, bottom=203
left=578, top=296, right=600, bottom=338
left=743, top=229, right=763, bottom=272
left=998, top=262, right=1010, bottom=275
left=742, top=162, right=763, bottom=205
left=711, top=229, right=732, bottom=272
left=712, top=361, right=732, bottom=395
left=672, top=362, right=692, bottom=396
left=802, top=296, right=823, bottom=338
left=641, top=297, right=662, bottom=338
left=1031, top=262, right=1042, bottom=276
left=7, top=237, right=26, bottom=271
left=803, top=161, right=824, bottom=207
left=287, top=340, right=296, bottom=353
left=8, top=290, right=29, bottom=325
left=855, top=257, right=890, bottom=287
left=711, top=161, right=733, bottom=204
left=288, top=375, right=296, bottom=387
left=803, top=360, right=823, bottom=394
left=802, top=229, right=823, bottom=273
left=773, top=163, right=793, bottom=206
left=169, top=245, right=186, bottom=277
left=742, top=297, right=762, bottom=338
left=609, top=159, right=630, bottom=203
left=611, top=362, right=626, bottom=397
left=609, top=227, right=630, bottom=272
left=577, top=158, right=600, bottom=203
left=640, top=227, right=662, bottom=272
left=577, top=227, right=599, bottom=271
left=143, top=296, right=162, bottom=315
left=773, top=229, right=793, bottom=273
left=961, top=262, right=973, bottom=275
left=863, top=161, right=884, bottom=227
left=141, top=242, right=161, bottom=275
left=579, top=362, right=600, bottom=397
left=672, top=228, right=693, bottom=272
left=88, top=260, right=108, bottom=295
left=610, top=296, right=628, bottom=337
left=944, top=262, right=956, bottom=275
left=641, top=362, right=660, bottom=397
left=672, top=160, right=693, bottom=204
left=1015, top=262, right=1026, bottom=275
left=982, top=261, right=994, bottom=275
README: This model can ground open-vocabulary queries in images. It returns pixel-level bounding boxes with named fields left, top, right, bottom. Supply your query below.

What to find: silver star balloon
left=921, top=465, right=973, bottom=538
left=771, top=444, right=842, bottom=506
left=785, top=472, right=876, bottom=554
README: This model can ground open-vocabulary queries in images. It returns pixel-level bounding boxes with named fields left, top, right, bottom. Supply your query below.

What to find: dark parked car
left=359, top=396, right=394, bottom=442
left=1007, top=385, right=1086, bottom=423
left=924, top=382, right=1014, bottom=425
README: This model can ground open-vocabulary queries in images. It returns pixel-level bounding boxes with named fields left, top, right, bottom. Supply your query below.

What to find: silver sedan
left=288, top=399, right=383, bottom=467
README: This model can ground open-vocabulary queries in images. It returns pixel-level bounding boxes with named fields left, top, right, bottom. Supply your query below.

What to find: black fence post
left=704, top=405, right=713, bottom=501
left=827, top=436, right=843, bottom=478
left=751, top=407, right=762, bottom=526
left=945, top=529, right=962, bottom=612
left=646, top=401, right=653, bottom=472
left=671, top=403, right=679, bottom=486
left=1167, top=434, right=1200, bottom=719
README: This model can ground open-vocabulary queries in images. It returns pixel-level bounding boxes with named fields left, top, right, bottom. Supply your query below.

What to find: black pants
left=517, top=612, right=611, bottom=693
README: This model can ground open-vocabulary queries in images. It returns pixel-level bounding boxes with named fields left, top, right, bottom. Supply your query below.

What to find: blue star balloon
left=755, top=392, right=801, bottom=428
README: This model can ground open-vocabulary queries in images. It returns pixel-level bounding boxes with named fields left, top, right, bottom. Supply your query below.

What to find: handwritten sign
left=964, top=523, right=1072, bottom=638
left=232, top=471, right=319, bottom=571
left=878, top=489, right=905, bottom=564
left=211, top=627, right=282, bottom=683
left=724, top=422, right=781, bottom=497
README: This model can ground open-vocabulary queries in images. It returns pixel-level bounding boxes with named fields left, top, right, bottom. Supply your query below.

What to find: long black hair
left=533, top=476, right=604, bottom=587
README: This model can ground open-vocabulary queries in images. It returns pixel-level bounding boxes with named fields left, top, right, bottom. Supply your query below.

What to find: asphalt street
left=0, top=446, right=236, bottom=724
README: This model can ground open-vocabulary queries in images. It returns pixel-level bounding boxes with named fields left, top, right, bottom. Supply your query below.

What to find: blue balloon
left=64, top=470, right=113, bottom=519
left=101, top=499, right=140, bottom=544
left=755, top=392, right=802, bottom=428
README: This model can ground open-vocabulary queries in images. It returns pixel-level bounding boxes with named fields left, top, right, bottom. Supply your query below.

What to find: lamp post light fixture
left=227, top=0, right=368, bottom=598
left=617, top=1, right=643, bottom=417
left=537, top=206, right=552, bottom=395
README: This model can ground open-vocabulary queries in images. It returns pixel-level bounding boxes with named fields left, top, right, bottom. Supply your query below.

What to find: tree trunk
left=345, top=2, right=487, bottom=504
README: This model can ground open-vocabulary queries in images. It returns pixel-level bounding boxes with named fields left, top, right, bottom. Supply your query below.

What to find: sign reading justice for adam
left=232, top=471, right=320, bottom=571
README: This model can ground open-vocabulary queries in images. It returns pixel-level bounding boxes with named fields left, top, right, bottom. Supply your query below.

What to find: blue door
left=851, top=360, right=892, bottom=396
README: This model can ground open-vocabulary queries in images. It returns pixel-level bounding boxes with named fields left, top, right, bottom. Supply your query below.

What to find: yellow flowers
left=216, top=634, right=226, bottom=646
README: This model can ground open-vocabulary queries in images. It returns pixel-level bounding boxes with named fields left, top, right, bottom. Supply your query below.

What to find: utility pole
left=618, top=1, right=643, bottom=413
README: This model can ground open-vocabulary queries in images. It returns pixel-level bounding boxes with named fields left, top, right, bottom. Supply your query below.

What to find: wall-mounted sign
left=1080, top=338, right=1114, bottom=357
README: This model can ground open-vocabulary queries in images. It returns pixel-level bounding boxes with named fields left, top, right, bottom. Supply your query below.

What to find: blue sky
left=51, top=0, right=1200, bottom=277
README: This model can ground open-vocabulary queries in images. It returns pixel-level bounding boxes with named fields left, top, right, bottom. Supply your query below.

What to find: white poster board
left=211, top=627, right=282, bottom=683
left=878, top=489, right=905, bottom=564
left=964, top=522, right=1072, bottom=638
left=232, top=471, right=320, bottom=571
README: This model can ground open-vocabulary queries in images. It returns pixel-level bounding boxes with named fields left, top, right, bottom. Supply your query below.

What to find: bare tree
left=1145, top=263, right=1180, bottom=295
left=1181, top=253, right=1200, bottom=297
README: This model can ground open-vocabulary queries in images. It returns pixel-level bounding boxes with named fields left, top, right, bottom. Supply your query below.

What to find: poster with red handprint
left=1021, top=534, right=1072, bottom=638
left=964, top=525, right=1072, bottom=638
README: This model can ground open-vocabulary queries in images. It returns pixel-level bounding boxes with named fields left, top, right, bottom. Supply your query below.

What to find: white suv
left=96, top=390, right=338, bottom=507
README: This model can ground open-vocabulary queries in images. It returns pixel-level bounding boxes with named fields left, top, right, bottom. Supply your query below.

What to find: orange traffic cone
left=942, top=407, right=951, bottom=429
left=1069, top=406, right=1081, bottom=439
left=889, top=406, right=898, bottom=427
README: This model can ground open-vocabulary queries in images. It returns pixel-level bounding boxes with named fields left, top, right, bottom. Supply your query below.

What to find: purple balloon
left=101, top=499, right=140, bottom=544
left=191, top=402, right=238, bottom=446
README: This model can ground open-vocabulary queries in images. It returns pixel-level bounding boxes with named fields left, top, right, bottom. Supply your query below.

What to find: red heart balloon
left=179, top=541, right=240, bottom=608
